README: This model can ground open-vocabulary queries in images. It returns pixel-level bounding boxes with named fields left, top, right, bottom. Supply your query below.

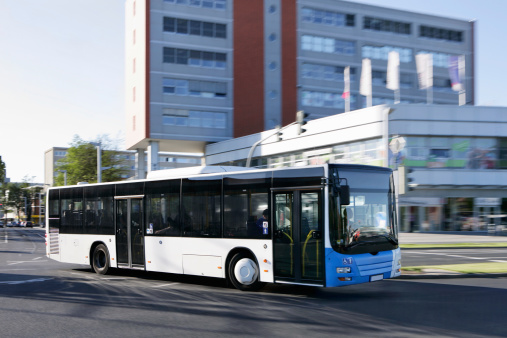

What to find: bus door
left=272, top=189, right=323, bottom=285
left=115, top=196, right=145, bottom=269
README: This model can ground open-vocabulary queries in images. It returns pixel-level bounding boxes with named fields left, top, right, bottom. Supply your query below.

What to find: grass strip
left=402, top=262, right=507, bottom=274
left=400, top=242, right=507, bottom=249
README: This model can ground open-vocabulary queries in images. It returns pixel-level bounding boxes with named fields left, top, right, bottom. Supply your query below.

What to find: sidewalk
left=399, top=232, right=507, bottom=245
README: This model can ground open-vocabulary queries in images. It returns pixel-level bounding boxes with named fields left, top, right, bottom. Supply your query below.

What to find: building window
left=164, top=17, right=226, bottom=39
left=163, top=47, right=227, bottom=69
left=363, top=17, right=411, bottom=35
left=163, top=109, right=227, bottom=129
left=420, top=25, right=463, bottom=42
left=433, top=77, right=453, bottom=92
left=302, top=63, right=357, bottom=82
left=302, top=90, right=357, bottom=110
left=362, top=45, right=412, bottom=63
left=163, top=78, right=227, bottom=98
left=164, top=0, right=226, bottom=11
left=301, top=7, right=354, bottom=27
left=417, top=51, right=458, bottom=68
left=302, top=35, right=355, bottom=56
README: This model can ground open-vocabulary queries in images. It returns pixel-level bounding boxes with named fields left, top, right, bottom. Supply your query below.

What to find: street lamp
left=58, top=170, right=67, bottom=186
left=89, top=142, right=111, bottom=183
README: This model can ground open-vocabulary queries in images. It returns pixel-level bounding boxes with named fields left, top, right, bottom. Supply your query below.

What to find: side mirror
left=339, top=185, right=350, bottom=205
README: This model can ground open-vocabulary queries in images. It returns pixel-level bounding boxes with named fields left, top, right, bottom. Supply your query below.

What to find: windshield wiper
left=369, top=234, right=398, bottom=245
left=345, top=240, right=379, bottom=250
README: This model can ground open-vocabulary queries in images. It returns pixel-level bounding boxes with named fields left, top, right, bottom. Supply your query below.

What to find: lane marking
left=152, top=283, right=179, bottom=288
left=407, top=251, right=507, bottom=264
left=0, top=278, right=53, bottom=285
left=7, top=260, right=45, bottom=266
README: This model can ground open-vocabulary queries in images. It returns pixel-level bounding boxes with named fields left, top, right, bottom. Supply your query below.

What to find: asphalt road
left=402, top=247, right=507, bottom=267
left=1, top=227, right=506, bottom=337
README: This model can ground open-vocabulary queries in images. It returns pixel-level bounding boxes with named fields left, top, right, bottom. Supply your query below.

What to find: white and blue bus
left=46, top=164, right=401, bottom=291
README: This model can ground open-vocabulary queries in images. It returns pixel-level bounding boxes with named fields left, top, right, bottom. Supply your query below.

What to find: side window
left=60, top=188, right=83, bottom=234
left=48, top=189, right=60, bottom=229
left=84, top=185, right=114, bottom=235
left=223, top=173, right=271, bottom=239
left=182, top=178, right=221, bottom=237
left=145, top=179, right=181, bottom=236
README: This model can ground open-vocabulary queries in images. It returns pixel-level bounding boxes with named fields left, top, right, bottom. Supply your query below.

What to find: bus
left=46, top=164, right=401, bottom=291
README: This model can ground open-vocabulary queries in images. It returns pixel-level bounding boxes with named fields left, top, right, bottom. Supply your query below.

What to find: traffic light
left=275, top=125, right=283, bottom=142
left=296, top=110, right=309, bottom=135
left=398, top=166, right=415, bottom=195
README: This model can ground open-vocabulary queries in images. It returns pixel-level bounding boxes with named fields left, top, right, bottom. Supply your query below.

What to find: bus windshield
left=331, top=169, right=398, bottom=253
left=341, top=191, right=395, bottom=245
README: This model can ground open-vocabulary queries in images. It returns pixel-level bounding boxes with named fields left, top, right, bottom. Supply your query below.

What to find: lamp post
left=89, top=142, right=102, bottom=183
left=58, top=170, right=67, bottom=186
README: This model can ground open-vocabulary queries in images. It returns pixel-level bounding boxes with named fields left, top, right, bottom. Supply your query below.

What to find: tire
left=92, top=244, right=110, bottom=275
left=228, top=252, right=264, bottom=291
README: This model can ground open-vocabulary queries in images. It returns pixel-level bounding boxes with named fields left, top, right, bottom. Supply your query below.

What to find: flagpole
left=459, top=55, right=466, bottom=106
left=343, top=66, right=350, bottom=112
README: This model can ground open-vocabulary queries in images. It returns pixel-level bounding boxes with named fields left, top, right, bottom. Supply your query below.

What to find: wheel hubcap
left=234, top=258, right=258, bottom=285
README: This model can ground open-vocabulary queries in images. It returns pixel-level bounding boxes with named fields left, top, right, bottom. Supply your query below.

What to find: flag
left=342, top=66, right=350, bottom=99
left=448, top=55, right=465, bottom=91
left=386, top=51, right=399, bottom=91
left=416, top=53, right=433, bottom=89
left=360, top=58, right=372, bottom=96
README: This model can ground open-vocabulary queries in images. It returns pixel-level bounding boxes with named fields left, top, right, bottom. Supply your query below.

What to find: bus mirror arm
left=335, top=185, right=350, bottom=206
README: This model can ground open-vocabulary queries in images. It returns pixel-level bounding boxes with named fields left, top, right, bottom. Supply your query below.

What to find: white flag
left=342, top=66, right=350, bottom=99
left=386, top=51, right=399, bottom=91
left=416, top=53, right=433, bottom=89
left=360, top=58, right=372, bottom=97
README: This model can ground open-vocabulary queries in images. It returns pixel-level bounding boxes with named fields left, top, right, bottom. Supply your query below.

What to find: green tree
left=0, top=156, right=5, bottom=186
left=55, top=135, right=129, bottom=186
left=5, top=182, right=30, bottom=220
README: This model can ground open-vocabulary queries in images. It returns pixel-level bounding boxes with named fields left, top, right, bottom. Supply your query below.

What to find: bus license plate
left=370, top=274, right=383, bottom=282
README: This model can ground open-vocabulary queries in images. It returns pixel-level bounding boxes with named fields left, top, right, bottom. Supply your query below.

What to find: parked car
left=0, top=221, right=3, bottom=228
left=25, top=221, right=33, bottom=228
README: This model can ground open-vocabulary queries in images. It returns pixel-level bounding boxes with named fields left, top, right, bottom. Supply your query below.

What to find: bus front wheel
left=228, top=252, right=264, bottom=291
left=92, top=244, right=110, bottom=275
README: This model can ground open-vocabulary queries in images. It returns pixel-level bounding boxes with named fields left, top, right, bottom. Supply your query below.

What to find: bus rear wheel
left=228, top=252, right=264, bottom=291
left=92, top=244, right=110, bottom=275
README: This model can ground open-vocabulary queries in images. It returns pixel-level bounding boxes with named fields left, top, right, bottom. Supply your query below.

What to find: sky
left=1, top=0, right=506, bottom=183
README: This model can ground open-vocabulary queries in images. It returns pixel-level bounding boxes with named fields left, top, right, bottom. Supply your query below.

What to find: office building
left=125, top=0, right=474, bottom=176
left=205, top=104, right=507, bottom=233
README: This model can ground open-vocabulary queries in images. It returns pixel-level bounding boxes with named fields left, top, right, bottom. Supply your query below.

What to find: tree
left=0, top=156, right=5, bottom=186
left=5, top=182, right=30, bottom=220
left=55, top=135, right=129, bottom=186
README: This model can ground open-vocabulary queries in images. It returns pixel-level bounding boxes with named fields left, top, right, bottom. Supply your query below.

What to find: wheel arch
left=225, top=247, right=259, bottom=280
left=89, top=241, right=109, bottom=267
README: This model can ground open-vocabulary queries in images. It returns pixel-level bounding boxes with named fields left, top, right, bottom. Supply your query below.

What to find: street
left=402, top=248, right=507, bottom=267
left=1, top=227, right=506, bottom=337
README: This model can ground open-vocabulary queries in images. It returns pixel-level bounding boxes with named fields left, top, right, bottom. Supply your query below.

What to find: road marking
left=153, top=283, right=179, bottom=288
left=407, top=251, right=507, bottom=264
left=7, top=260, right=45, bottom=266
left=0, top=278, right=53, bottom=285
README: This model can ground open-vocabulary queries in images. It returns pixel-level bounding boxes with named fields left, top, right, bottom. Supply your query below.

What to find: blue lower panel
left=325, top=248, right=395, bottom=287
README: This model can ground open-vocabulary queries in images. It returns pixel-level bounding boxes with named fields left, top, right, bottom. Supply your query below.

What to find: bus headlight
left=337, top=267, right=351, bottom=274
